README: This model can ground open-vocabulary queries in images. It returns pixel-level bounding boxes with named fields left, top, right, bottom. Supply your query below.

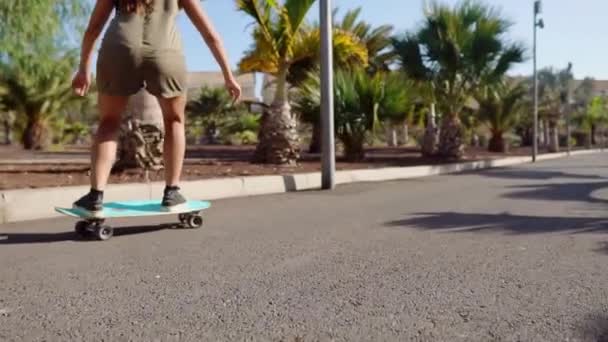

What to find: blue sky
left=173, top=0, right=607, bottom=80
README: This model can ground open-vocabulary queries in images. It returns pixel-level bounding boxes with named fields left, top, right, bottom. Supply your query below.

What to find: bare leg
left=90, top=94, right=129, bottom=191
left=156, top=95, right=187, bottom=187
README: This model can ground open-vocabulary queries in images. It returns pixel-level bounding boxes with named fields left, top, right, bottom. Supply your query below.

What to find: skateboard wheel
left=187, top=215, right=203, bottom=229
left=75, top=221, right=89, bottom=236
left=95, top=225, right=114, bottom=241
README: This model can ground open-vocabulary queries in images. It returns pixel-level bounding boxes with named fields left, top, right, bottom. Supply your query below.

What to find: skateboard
left=55, top=200, right=211, bottom=241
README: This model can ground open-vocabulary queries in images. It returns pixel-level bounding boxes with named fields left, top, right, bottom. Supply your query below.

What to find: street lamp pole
left=532, top=0, right=544, bottom=162
left=320, top=0, right=336, bottom=189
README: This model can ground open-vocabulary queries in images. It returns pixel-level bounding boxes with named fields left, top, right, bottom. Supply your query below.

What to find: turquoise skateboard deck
left=55, top=200, right=210, bottom=219
left=55, top=200, right=211, bottom=241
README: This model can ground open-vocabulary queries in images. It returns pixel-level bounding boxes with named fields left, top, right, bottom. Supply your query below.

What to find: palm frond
left=236, top=0, right=279, bottom=56
left=283, top=0, right=316, bottom=34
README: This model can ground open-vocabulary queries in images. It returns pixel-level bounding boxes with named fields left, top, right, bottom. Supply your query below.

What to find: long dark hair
left=115, top=0, right=153, bottom=14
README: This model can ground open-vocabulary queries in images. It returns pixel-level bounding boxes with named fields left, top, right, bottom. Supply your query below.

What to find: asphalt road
left=2, top=154, right=608, bottom=341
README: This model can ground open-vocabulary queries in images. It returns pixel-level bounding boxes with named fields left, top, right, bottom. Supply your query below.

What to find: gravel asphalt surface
left=2, top=154, right=608, bottom=341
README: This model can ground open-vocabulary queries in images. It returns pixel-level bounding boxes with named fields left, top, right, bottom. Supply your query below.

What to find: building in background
left=572, top=79, right=608, bottom=97
left=186, top=71, right=267, bottom=113
left=186, top=71, right=257, bottom=102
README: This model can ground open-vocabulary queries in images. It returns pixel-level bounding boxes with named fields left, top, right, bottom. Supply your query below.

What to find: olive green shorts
left=96, top=46, right=187, bottom=98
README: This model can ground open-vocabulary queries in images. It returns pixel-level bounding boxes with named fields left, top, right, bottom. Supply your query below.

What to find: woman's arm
left=78, top=0, right=114, bottom=73
left=180, top=0, right=236, bottom=82
left=73, top=0, right=114, bottom=96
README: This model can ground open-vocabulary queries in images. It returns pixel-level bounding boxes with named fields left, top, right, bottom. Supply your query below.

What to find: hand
left=224, top=76, right=242, bottom=103
left=72, top=69, right=91, bottom=97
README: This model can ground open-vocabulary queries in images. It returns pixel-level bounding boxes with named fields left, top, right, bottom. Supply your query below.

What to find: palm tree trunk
left=2, top=113, right=13, bottom=145
left=471, top=134, right=480, bottom=147
left=22, top=116, right=45, bottom=150
left=542, top=119, right=549, bottom=147
left=402, top=122, right=409, bottom=146
left=341, top=134, right=365, bottom=161
left=386, top=126, right=397, bottom=147
left=488, top=131, right=506, bottom=153
left=205, top=121, right=219, bottom=145
left=548, top=119, right=559, bottom=153
left=438, top=113, right=465, bottom=159
left=308, top=121, right=321, bottom=153
left=518, top=126, right=533, bottom=147
left=254, top=66, right=300, bottom=164
left=421, top=103, right=438, bottom=157
left=115, top=89, right=165, bottom=171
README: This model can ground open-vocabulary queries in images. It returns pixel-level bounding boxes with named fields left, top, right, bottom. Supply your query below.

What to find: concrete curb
left=0, top=149, right=604, bottom=224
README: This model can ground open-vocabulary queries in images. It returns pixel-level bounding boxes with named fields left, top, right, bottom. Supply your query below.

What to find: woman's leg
left=90, top=94, right=130, bottom=190
left=73, top=93, right=129, bottom=213
left=156, top=95, right=187, bottom=188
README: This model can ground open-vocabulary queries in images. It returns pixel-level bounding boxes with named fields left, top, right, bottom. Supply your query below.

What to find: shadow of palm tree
left=0, top=223, right=180, bottom=245
left=591, top=240, right=608, bottom=256
left=578, top=314, right=608, bottom=342
left=534, top=165, right=608, bottom=170
left=385, top=170, right=608, bottom=250
left=503, top=181, right=608, bottom=204
left=479, top=168, right=604, bottom=181
left=386, top=212, right=608, bottom=235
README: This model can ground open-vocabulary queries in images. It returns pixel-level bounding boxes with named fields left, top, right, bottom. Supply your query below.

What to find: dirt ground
left=0, top=144, right=552, bottom=190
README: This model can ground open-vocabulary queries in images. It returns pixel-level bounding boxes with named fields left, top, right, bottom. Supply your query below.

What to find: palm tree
left=534, top=65, right=574, bottom=152
left=187, top=86, right=240, bottom=144
left=237, top=0, right=367, bottom=164
left=513, top=96, right=534, bottom=147
left=476, top=82, right=527, bottom=152
left=287, top=26, right=368, bottom=153
left=577, top=96, right=608, bottom=147
left=237, top=0, right=318, bottom=164
left=0, top=1, right=89, bottom=149
left=0, top=53, right=78, bottom=149
left=1, top=114, right=14, bottom=145
left=287, top=23, right=369, bottom=88
left=392, top=1, right=524, bottom=159
left=377, top=73, right=417, bottom=146
left=295, top=69, right=413, bottom=160
left=410, top=81, right=440, bottom=156
left=572, top=77, right=598, bottom=146
left=0, top=83, right=12, bottom=144
left=335, top=7, right=396, bottom=74
left=536, top=69, right=559, bottom=150
left=294, top=7, right=394, bottom=153
left=335, top=7, right=403, bottom=146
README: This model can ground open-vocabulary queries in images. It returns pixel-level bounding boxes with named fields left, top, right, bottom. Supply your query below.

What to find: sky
left=173, top=0, right=608, bottom=80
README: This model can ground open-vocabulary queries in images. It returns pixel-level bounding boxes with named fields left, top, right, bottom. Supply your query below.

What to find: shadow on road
left=0, top=224, right=177, bottom=245
left=592, top=241, right=608, bottom=256
left=387, top=170, right=608, bottom=235
left=503, top=181, right=608, bottom=204
left=479, top=168, right=604, bottom=181
left=578, top=314, right=608, bottom=342
left=386, top=212, right=608, bottom=235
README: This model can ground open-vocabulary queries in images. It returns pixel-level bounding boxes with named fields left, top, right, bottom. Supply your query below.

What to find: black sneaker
left=73, top=189, right=103, bottom=217
left=162, top=186, right=187, bottom=211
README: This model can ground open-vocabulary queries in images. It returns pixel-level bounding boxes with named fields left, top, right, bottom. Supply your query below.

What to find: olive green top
left=101, top=0, right=182, bottom=53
